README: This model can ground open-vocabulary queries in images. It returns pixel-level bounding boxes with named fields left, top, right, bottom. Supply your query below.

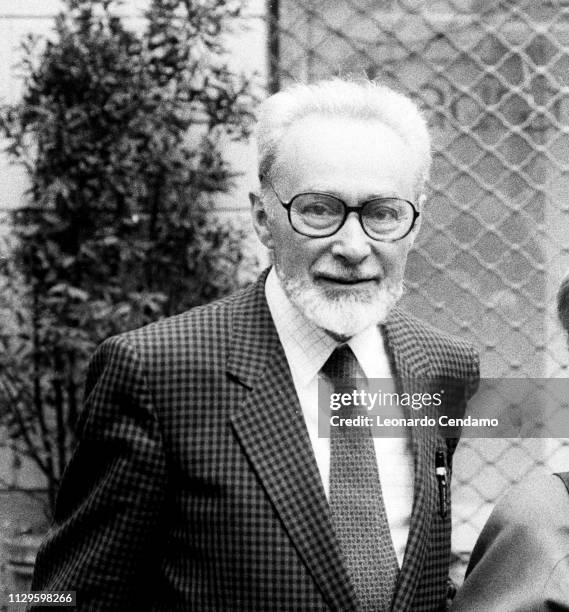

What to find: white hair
left=255, top=78, right=432, bottom=199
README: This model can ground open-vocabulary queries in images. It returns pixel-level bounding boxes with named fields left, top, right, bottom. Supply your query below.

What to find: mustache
left=313, top=268, right=383, bottom=281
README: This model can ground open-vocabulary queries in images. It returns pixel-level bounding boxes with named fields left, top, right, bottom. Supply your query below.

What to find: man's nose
left=330, top=212, right=372, bottom=263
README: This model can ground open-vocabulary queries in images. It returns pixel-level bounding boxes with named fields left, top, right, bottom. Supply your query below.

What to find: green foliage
left=0, top=0, right=258, bottom=518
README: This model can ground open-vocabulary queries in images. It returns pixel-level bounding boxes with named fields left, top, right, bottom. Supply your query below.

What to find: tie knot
left=321, top=344, right=365, bottom=382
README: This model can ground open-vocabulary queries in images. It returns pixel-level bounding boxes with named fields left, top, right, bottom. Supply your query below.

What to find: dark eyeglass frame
left=266, top=180, right=420, bottom=242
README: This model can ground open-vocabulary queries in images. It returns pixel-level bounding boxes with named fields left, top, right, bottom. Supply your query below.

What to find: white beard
left=274, top=264, right=403, bottom=339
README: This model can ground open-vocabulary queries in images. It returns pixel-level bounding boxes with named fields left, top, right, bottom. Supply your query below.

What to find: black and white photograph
left=0, top=1, right=568, bottom=610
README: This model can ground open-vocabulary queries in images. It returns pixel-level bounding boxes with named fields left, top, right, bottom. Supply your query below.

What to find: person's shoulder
left=454, top=472, right=569, bottom=611
left=492, top=472, right=569, bottom=528
left=387, top=306, right=479, bottom=366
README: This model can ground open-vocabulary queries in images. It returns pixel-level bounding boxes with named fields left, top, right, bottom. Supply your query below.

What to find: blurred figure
left=451, top=274, right=569, bottom=611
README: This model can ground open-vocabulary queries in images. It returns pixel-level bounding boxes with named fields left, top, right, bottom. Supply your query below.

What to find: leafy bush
left=0, top=0, right=258, bottom=518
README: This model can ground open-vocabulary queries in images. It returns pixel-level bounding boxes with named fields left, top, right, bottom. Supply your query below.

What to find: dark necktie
left=323, top=344, right=400, bottom=612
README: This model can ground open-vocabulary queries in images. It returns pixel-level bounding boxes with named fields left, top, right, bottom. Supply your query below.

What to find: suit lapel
left=227, top=273, right=358, bottom=611
left=383, top=308, right=439, bottom=612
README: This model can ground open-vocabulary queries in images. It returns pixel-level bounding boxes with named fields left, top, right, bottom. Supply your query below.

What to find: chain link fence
left=267, top=0, right=569, bottom=577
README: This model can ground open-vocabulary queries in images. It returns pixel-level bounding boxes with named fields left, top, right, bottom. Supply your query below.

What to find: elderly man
left=32, top=79, right=479, bottom=611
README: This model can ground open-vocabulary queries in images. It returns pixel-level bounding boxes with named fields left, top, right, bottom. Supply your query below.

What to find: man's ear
left=416, top=193, right=426, bottom=228
left=250, top=191, right=275, bottom=250
left=409, top=193, right=425, bottom=243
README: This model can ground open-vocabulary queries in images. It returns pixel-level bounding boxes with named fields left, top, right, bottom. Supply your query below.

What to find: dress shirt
left=265, top=269, right=414, bottom=567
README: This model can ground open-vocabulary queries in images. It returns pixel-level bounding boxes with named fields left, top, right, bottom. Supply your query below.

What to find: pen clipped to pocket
left=435, top=449, right=449, bottom=518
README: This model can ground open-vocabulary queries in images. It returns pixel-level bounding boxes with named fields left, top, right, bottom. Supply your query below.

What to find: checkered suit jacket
left=31, top=269, right=479, bottom=611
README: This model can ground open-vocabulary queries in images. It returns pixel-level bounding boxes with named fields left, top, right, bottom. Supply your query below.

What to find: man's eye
left=366, top=203, right=403, bottom=221
left=303, top=203, right=335, bottom=216
left=370, top=208, right=396, bottom=219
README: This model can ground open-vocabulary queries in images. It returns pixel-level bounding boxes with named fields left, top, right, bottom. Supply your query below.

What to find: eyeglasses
left=267, top=181, right=420, bottom=242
